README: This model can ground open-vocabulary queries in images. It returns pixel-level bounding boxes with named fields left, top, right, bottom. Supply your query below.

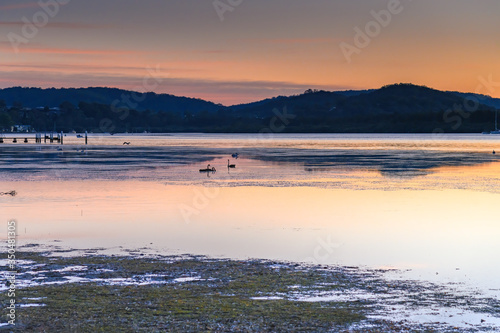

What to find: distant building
left=35, top=106, right=61, bottom=114
left=11, top=125, right=32, bottom=133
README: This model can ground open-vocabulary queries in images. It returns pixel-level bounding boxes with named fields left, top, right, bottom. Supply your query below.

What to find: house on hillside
left=11, top=125, right=32, bottom=133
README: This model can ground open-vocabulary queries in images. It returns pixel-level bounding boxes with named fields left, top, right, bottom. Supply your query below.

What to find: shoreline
left=1, top=249, right=499, bottom=332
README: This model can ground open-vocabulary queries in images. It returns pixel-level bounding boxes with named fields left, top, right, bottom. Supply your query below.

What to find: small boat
left=199, top=164, right=216, bottom=172
left=77, top=134, right=84, bottom=138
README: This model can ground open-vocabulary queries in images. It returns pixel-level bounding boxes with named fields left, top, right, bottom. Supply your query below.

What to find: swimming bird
left=0, top=191, right=17, bottom=197
left=493, top=150, right=496, bottom=155
left=200, top=164, right=216, bottom=172
left=231, top=153, right=239, bottom=159
left=123, top=142, right=131, bottom=145
left=227, top=159, right=236, bottom=168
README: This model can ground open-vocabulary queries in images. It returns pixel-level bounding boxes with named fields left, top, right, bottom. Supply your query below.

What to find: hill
left=450, top=92, right=500, bottom=109
left=0, top=87, right=221, bottom=114
left=0, top=84, right=497, bottom=133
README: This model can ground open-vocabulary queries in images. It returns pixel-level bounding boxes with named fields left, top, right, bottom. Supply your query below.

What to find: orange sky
left=1, top=0, right=499, bottom=105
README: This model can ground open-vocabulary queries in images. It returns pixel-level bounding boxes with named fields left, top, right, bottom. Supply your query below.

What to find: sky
left=0, top=0, right=499, bottom=105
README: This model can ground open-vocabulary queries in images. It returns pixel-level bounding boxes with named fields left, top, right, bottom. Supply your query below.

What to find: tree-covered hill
left=0, top=87, right=222, bottom=114
left=0, top=84, right=498, bottom=133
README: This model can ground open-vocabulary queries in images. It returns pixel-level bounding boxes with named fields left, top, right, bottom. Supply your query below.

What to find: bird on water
left=200, top=164, right=216, bottom=172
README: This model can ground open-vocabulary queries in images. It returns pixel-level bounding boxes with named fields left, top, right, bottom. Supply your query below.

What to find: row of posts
left=0, top=131, right=88, bottom=144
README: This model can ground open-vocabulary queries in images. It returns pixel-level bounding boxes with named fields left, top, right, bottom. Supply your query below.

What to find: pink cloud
left=0, top=43, right=141, bottom=56
left=0, top=62, right=200, bottom=76
left=0, top=21, right=109, bottom=29
left=21, top=47, right=138, bottom=55
left=262, top=38, right=340, bottom=45
left=0, top=2, right=40, bottom=11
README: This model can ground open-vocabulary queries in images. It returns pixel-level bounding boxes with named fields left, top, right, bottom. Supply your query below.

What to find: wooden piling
left=2, top=132, right=66, bottom=144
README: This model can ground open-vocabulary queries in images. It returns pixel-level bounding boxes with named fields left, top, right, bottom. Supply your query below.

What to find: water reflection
left=2, top=134, right=500, bottom=296
left=1, top=144, right=499, bottom=182
left=256, top=149, right=499, bottom=178
left=1, top=180, right=499, bottom=295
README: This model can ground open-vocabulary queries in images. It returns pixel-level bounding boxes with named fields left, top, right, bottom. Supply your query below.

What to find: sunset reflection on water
left=1, top=134, right=500, bottom=295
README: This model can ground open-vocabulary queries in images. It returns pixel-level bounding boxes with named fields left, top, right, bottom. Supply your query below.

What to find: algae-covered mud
left=1, top=248, right=499, bottom=332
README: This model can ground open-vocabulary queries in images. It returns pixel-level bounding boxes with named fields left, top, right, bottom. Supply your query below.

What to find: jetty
left=0, top=131, right=89, bottom=145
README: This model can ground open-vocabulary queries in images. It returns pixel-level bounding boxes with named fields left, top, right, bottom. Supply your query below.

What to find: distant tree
left=0, top=112, right=13, bottom=129
left=304, top=89, right=320, bottom=94
left=60, top=101, right=76, bottom=113
left=12, top=101, right=22, bottom=110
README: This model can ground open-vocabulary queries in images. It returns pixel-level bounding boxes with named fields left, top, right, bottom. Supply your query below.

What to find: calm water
left=1, top=133, right=500, bottom=297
